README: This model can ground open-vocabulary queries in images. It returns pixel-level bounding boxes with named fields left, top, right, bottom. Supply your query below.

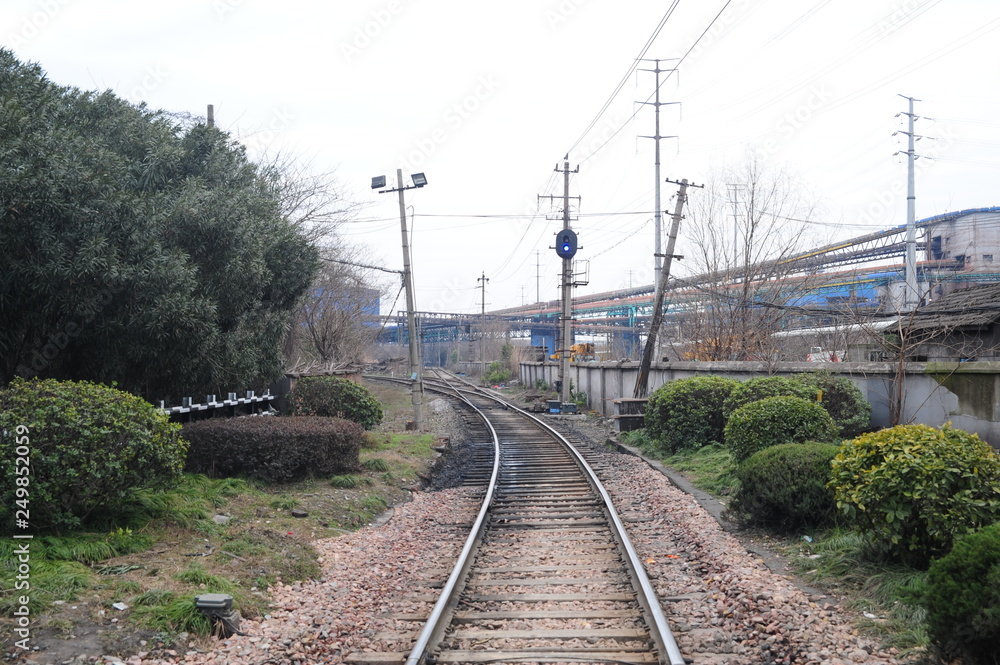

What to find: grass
left=0, top=380, right=450, bottom=651
left=620, top=430, right=739, bottom=496
left=782, top=530, right=930, bottom=655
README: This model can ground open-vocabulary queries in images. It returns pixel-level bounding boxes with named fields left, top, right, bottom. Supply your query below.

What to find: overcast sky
left=5, top=0, right=1000, bottom=316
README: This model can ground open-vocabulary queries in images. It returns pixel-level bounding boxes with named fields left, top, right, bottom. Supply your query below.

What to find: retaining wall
left=520, top=361, right=1000, bottom=447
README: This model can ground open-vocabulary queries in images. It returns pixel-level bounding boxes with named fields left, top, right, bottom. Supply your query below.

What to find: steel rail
left=397, top=378, right=501, bottom=665
left=439, top=372, right=685, bottom=665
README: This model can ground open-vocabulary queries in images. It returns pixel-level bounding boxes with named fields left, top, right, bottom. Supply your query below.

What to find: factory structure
left=490, top=207, right=1000, bottom=362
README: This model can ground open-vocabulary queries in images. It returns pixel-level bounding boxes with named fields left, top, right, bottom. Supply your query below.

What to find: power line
left=574, top=0, right=737, bottom=165
left=564, top=0, right=682, bottom=158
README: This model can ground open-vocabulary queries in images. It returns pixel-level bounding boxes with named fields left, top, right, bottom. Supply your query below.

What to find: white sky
left=4, top=0, right=1000, bottom=316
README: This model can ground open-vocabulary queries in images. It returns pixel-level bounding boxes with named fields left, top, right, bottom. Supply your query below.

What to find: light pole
left=372, top=170, right=427, bottom=429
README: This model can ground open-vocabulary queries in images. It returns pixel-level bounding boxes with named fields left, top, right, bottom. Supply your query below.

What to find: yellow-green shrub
left=830, top=424, right=1000, bottom=566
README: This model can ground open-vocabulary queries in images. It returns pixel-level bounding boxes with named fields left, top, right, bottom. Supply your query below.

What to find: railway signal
left=555, top=228, right=578, bottom=260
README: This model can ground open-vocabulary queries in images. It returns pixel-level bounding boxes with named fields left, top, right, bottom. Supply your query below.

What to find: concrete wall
left=520, top=360, right=1000, bottom=447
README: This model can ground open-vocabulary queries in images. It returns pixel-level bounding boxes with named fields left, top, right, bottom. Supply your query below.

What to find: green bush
left=184, top=416, right=362, bottom=483
left=725, top=396, right=838, bottom=464
left=645, top=375, right=739, bottom=452
left=830, top=424, right=1000, bottom=566
left=731, top=442, right=840, bottom=531
left=919, top=522, right=1000, bottom=664
left=722, top=376, right=817, bottom=419
left=0, top=378, right=187, bottom=531
left=286, top=376, right=383, bottom=430
left=799, top=373, right=871, bottom=438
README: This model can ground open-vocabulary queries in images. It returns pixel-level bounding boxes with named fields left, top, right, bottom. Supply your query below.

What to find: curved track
left=358, top=373, right=684, bottom=665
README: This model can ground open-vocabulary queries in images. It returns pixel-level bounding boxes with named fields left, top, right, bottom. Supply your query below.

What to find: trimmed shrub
left=799, top=373, right=871, bottom=438
left=919, top=522, right=1000, bottom=665
left=0, top=378, right=187, bottom=531
left=645, top=375, right=739, bottom=452
left=721, top=376, right=817, bottom=419
left=725, top=396, right=838, bottom=464
left=184, top=416, right=362, bottom=483
left=731, top=442, right=840, bottom=531
left=286, top=376, right=383, bottom=430
left=830, top=424, right=1000, bottom=566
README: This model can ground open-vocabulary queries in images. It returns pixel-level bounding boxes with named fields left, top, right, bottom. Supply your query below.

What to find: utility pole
left=396, top=169, right=423, bottom=428
left=374, top=170, right=428, bottom=429
left=638, top=59, right=678, bottom=288
left=727, top=183, right=742, bottom=274
left=478, top=272, right=489, bottom=384
left=897, top=95, right=922, bottom=311
left=535, top=250, right=542, bottom=304
left=540, top=159, right=580, bottom=405
left=634, top=178, right=702, bottom=398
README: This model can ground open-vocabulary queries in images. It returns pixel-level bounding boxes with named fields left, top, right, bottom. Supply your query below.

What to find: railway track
left=358, top=372, right=685, bottom=665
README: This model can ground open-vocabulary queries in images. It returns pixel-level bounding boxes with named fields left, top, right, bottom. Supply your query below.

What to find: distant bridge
left=378, top=207, right=1000, bottom=352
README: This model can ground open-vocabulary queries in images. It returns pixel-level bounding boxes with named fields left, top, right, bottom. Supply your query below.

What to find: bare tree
left=676, top=149, right=826, bottom=363
left=285, top=247, right=390, bottom=371
left=258, top=151, right=363, bottom=244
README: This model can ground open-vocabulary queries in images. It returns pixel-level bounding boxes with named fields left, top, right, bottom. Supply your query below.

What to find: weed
left=133, top=596, right=212, bottom=635
left=361, top=495, right=388, bottom=513
left=362, top=457, right=390, bottom=472
left=785, top=529, right=930, bottom=654
left=173, top=564, right=235, bottom=592
left=133, top=589, right=176, bottom=607
left=330, top=474, right=372, bottom=489
left=268, top=496, right=299, bottom=510
left=657, top=443, right=739, bottom=497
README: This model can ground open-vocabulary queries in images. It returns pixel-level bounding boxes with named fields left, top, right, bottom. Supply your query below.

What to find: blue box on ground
left=547, top=400, right=561, bottom=414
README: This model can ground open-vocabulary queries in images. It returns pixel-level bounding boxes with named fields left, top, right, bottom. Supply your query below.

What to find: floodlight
left=371, top=175, right=386, bottom=189
left=411, top=173, right=427, bottom=187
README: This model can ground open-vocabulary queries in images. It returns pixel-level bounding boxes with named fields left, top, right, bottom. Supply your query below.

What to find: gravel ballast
left=126, top=413, right=903, bottom=665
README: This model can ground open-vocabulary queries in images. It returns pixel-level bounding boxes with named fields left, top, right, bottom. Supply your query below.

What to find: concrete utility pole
left=634, top=178, right=702, bottom=398
left=374, top=170, right=427, bottom=429
left=727, top=183, right=742, bottom=272
left=396, top=169, right=424, bottom=428
left=897, top=94, right=922, bottom=311
left=535, top=250, right=542, bottom=304
left=638, top=59, right=678, bottom=288
left=478, top=271, right=489, bottom=384
left=540, top=160, right=580, bottom=405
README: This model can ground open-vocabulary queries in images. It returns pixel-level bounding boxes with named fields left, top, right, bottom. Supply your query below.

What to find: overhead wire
left=564, top=0, right=682, bottom=159
left=573, top=0, right=737, bottom=166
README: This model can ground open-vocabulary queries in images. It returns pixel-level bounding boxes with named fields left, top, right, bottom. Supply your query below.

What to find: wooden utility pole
left=634, top=178, right=702, bottom=398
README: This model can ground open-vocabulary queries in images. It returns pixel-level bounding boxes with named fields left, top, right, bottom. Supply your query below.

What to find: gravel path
left=126, top=412, right=904, bottom=665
